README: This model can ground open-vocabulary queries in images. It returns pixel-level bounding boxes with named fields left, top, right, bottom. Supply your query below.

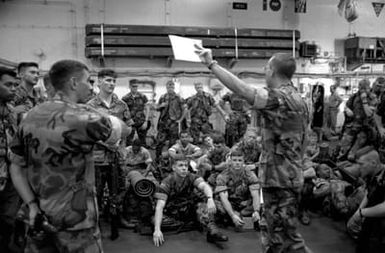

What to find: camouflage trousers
left=225, top=111, right=248, bottom=147
left=260, top=188, right=308, bottom=253
left=215, top=199, right=254, bottom=221
left=164, top=201, right=215, bottom=230
left=190, top=117, right=213, bottom=144
left=156, top=118, right=179, bottom=158
left=25, top=226, right=103, bottom=253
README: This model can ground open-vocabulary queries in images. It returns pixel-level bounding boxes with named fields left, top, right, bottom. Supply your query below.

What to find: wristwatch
left=207, top=60, right=218, bottom=70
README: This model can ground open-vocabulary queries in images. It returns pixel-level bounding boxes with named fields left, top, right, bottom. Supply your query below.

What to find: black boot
left=207, top=230, right=228, bottom=243
left=206, top=222, right=228, bottom=243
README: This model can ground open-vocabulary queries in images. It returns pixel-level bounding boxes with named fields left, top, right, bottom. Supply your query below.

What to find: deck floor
left=102, top=212, right=356, bottom=253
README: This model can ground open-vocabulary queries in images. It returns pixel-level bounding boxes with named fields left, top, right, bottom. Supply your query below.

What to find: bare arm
left=10, top=163, right=40, bottom=226
left=219, top=191, right=236, bottom=217
left=153, top=199, right=166, bottom=247
left=250, top=187, right=261, bottom=213
left=197, top=181, right=216, bottom=214
left=361, top=198, right=385, bottom=218
left=195, top=45, right=255, bottom=105
left=10, top=163, right=35, bottom=206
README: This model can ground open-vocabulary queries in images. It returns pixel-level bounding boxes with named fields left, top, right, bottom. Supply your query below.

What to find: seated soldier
left=168, top=131, right=202, bottom=171
left=197, top=133, right=230, bottom=187
left=122, top=139, right=155, bottom=231
left=200, top=134, right=215, bottom=155
left=231, top=128, right=261, bottom=172
left=124, top=138, right=153, bottom=176
left=347, top=150, right=385, bottom=253
left=215, top=150, right=260, bottom=231
left=153, top=157, right=228, bottom=247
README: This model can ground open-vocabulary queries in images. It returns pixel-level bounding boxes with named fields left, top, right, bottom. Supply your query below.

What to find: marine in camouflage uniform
left=153, top=158, right=228, bottom=247
left=0, top=68, right=22, bottom=251
left=197, top=134, right=230, bottom=187
left=231, top=128, right=262, bottom=174
left=10, top=60, right=129, bottom=253
left=195, top=48, right=311, bottom=252
left=88, top=84, right=133, bottom=216
left=215, top=150, right=260, bottom=229
left=340, top=79, right=378, bottom=160
left=222, top=92, right=250, bottom=147
left=187, top=82, right=224, bottom=144
left=122, top=79, right=150, bottom=146
left=156, top=80, right=186, bottom=159
left=11, top=62, right=45, bottom=123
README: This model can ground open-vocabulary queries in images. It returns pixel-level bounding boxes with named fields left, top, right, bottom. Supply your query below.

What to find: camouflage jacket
left=87, top=93, right=133, bottom=165
left=215, top=166, right=259, bottom=203
left=253, top=83, right=308, bottom=190
left=122, top=92, right=148, bottom=126
left=187, top=92, right=215, bottom=121
left=0, top=103, right=17, bottom=190
left=157, top=92, right=185, bottom=122
left=10, top=94, right=121, bottom=230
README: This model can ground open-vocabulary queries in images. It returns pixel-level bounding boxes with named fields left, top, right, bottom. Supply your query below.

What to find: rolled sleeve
left=215, top=174, right=228, bottom=194
left=155, top=179, right=171, bottom=201
left=252, top=88, right=269, bottom=109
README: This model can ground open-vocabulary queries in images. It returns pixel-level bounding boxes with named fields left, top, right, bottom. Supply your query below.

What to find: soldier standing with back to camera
left=10, top=60, right=130, bottom=252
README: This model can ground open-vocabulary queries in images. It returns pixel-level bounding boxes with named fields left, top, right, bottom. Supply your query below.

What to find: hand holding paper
left=168, top=35, right=202, bottom=62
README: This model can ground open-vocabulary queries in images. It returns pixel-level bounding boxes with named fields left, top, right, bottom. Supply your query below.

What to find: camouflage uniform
left=341, top=91, right=378, bottom=159
left=122, top=92, right=148, bottom=145
left=11, top=85, right=45, bottom=123
left=215, top=166, right=259, bottom=219
left=87, top=93, right=133, bottom=208
left=222, top=92, right=250, bottom=147
left=123, top=146, right=154, bottom=229
left=0, top=103, right=21, bottom=250
left=154, top=173, right=213, bottom=230
left=231, top=140, right=261, bottom=166
left=187, top=92, right=216, bottom=143
left=202, top=146, right=230, bottom=187
left=252, top=84, right=309, bottom=253
left=10, top=94, right=122, bottom=252
left=156, top=92, right=185, bottom=158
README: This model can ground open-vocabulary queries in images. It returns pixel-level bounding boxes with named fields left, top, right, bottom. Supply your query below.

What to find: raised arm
left=195, top=44, right=255, bottom=105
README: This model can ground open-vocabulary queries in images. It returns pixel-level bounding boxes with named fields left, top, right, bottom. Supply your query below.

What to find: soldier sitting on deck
left=214, top=150, right=260, bottom=232
left=153, top=157, right=228, bottom=247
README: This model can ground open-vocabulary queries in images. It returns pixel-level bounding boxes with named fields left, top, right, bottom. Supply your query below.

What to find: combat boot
left=206, top=223, right=228, bottom=243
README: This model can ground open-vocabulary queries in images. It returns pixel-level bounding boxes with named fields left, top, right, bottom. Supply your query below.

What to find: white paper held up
left=168, top=35, right=202, bottom=62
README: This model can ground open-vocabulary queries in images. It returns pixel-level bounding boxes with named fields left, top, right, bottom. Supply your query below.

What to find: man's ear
left=69, top=77, right=77, bottom=91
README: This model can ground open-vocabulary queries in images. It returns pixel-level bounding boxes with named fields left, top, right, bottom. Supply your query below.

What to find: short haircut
left=270, top=53, right=296, bottom=79
left=179, top=130, right=190, bottom=138
left=166, top=80, right=174, bottom=87
left=129, top=79, right=139, bottom=86
left=49, top=60, right=88, bottom=91
left=17, top=62, right=39, bottom=74
left=171, top=156, right=188, bottom=165
left=230, top=149, right=244, bottom=157
left=375, top=77, right=385, bottom=85
left=194, top=82, right=202, bottom=86
left=98, top=69, right=117, bottom=79
left=358, top=79, right=370, bottom=90
left=0, top=67, right=17, bottom=80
